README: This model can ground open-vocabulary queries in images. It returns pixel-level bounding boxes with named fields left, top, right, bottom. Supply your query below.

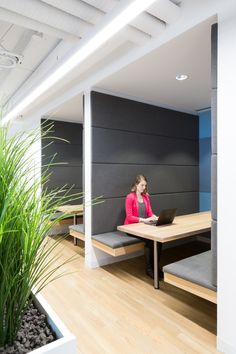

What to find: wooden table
left=57, top=204, right=83, bottom=244
left=118, top=211, right=211, bottom=289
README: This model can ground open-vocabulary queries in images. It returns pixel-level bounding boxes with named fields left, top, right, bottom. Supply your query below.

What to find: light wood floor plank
left=41, top=237, right=221, bottom=354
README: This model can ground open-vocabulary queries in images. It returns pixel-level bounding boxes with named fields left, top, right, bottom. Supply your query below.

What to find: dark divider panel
left=91, top=92, right=199, bottom=235
left=93, top=193, right=199, bottom=234
left=41, top=119, right=83, bottom=204
left=93, top=164, right=198, bottom=198
left=211, top=23, right=217, bottom=286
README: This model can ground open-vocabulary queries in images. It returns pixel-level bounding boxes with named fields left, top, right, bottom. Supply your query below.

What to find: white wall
left=218, top=1, right=236, bottom=353
left=8, top=113, right=42, bottom=184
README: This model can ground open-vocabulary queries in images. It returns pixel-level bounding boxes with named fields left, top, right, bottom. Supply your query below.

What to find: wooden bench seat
left=69, top=224, right=85, bottom=241
left=69, top=225, right=145, bottom=256
left=50, top=212, right=83, bottom=226
left=163, top=251, right=217, bottom=303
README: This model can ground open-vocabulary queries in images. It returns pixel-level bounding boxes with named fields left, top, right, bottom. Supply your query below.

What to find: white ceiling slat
left=120, top=26, right=151, bottom=46
left=0, top=25, right=59, bottom=105
left=0, top=25, right=26, bottom=51
left=147, top=0, right=180, bottom=24
left=82, top=0, right=117, bottom=13
left=40, top=0, right=105, bottom=25
left=81, top=0, right=152, bottom=45
left=0, top=66, right=33, bottom=104
left=6, top=39, right=75, bottom=109
left=0, top=7, right=77, bottom=41
left=19, top=34, right=59, bottom=72
left=0, top=20, right=11, bottom=39
left=131, top=12, right=165, bottom=37
left=0, top=0, right=183, bottom=110
left=0, top=28, right=34, bottom=88
left=0, top=0, right=92, bottom=38
left=40, top=0, right=152, bottom=46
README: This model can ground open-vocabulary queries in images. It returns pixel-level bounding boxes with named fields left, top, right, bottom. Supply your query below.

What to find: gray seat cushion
left=92, top=231, right=143, bottom=249
left=50, top=212, right=73, bottom=221
left=163, top=251, right=217, bottom=291
left=69, top=224, right=84, bottom=234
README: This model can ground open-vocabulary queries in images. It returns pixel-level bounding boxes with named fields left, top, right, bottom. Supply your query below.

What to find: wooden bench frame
left=70, top=229, right=85, bottom=241
left=92, top=239, right=145, bottom=257
left=69, top=229, right=145, bottom=256
left=164, top=273, right=217, bottom=304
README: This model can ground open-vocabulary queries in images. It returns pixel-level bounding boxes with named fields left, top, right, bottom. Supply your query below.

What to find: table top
left=57, top=204, right=83, bottom=214
left=117, top=211, right=211, bottom=243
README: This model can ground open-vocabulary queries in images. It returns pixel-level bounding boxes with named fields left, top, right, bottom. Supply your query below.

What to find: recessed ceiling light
left=176, top=74, right=189, bottom=81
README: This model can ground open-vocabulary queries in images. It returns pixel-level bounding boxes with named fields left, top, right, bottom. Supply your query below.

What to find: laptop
left=147, top=208, right=177, bottom=226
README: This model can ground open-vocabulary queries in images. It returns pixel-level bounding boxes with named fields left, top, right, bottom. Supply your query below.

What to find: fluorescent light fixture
left=176, top=74, right=189, bottom=81
left=2, top=0, right=157, bottom=125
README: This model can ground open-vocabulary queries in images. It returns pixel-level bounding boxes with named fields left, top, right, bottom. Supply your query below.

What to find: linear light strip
left=2, top=0, right=157, bottom=125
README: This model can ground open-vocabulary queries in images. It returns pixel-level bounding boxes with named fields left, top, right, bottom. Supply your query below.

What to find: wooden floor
left=41, top=237, right=220, bottom=354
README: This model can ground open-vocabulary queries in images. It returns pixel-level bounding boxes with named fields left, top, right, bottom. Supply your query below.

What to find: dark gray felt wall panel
left=92, top=128, right=198, bottom=165
left=211, top=23, right=218, bottom=90
left=91, top=92, right=199, bottom=235
left=92, top=164, right=198, bottom=198
left=44, top=166, right=83, bottom=189
left=42, top=120, right=83, bottom=144
left=92, top=193, right=199, bottom=234
left=91, top=91, right=198, bottom=139
left=42, top=144, right=82, bottom=165
left=41, top=119, right=83, bottom=204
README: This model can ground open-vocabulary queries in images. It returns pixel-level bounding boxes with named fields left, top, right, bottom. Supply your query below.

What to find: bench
left=49, top=213, right=83, bottom=243
left=69, top=225, right=145, bottom=256
left=50, top=212, right=72, bottom=225
left=51, top=212, right=82, bottom=224
left=163, top=219, right=217, bottom=303
left=163, top=250, right=217, bottom=303
left=69, top=224, right=85, bottom=241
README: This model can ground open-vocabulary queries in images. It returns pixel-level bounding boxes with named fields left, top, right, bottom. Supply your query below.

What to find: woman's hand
left=140, top=215, right=158, bottom=223
left=146, top=215, right=158, bottom=222
left=150, top=214, right=158, bottom=221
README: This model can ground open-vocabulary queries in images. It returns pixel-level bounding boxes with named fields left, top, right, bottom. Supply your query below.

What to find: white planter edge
left=29, top=293, right=76, bottom=354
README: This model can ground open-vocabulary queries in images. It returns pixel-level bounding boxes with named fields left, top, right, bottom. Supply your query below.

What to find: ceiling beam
left=0, top=0, right=92, bottom=37
left=0, top=6, right=77, bottom=40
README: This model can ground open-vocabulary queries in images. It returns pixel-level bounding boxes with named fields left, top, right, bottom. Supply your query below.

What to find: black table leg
left=154, top=240, right=159, bottom=289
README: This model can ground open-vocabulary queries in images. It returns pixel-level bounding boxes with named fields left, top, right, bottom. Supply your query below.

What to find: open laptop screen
left=156, top=208, right=177, bottom=226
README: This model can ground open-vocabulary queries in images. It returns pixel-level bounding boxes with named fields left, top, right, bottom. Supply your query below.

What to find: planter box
left=29, top=293, right=76, bottom=354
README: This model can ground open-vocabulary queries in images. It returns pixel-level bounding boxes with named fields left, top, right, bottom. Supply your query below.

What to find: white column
left=83, top=90, right=98, bottom=267
left=218, top=2, right=236, bottom=353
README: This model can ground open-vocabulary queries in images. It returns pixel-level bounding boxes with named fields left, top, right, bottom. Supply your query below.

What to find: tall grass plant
left=0, top=122, right=82, bottom=346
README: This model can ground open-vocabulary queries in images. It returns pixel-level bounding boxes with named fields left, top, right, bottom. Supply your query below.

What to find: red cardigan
left=124, top=192, right=153, bottom=224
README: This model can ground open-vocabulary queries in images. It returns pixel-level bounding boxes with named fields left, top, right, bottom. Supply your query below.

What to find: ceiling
left=49, top=15, right=215, bottom=122
left=0, top=0, right=181, bottom=108
left=96, top=16, right=215, bottom=114
left=0, top=0, right=216, bottom=122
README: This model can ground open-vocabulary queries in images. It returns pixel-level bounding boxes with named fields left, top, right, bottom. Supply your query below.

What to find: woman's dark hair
left=131, top=174, right=148, bottom=194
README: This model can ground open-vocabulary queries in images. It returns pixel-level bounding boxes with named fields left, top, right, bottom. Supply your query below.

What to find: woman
left=124, top=175, right=158, bottom=278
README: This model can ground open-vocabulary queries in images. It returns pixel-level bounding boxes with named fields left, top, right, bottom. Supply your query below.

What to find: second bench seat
left=69, top=224, right=85, bottom=241
left=163, top=250, right=217, bottom=303
left=69, top=225, right=145, bottom=256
